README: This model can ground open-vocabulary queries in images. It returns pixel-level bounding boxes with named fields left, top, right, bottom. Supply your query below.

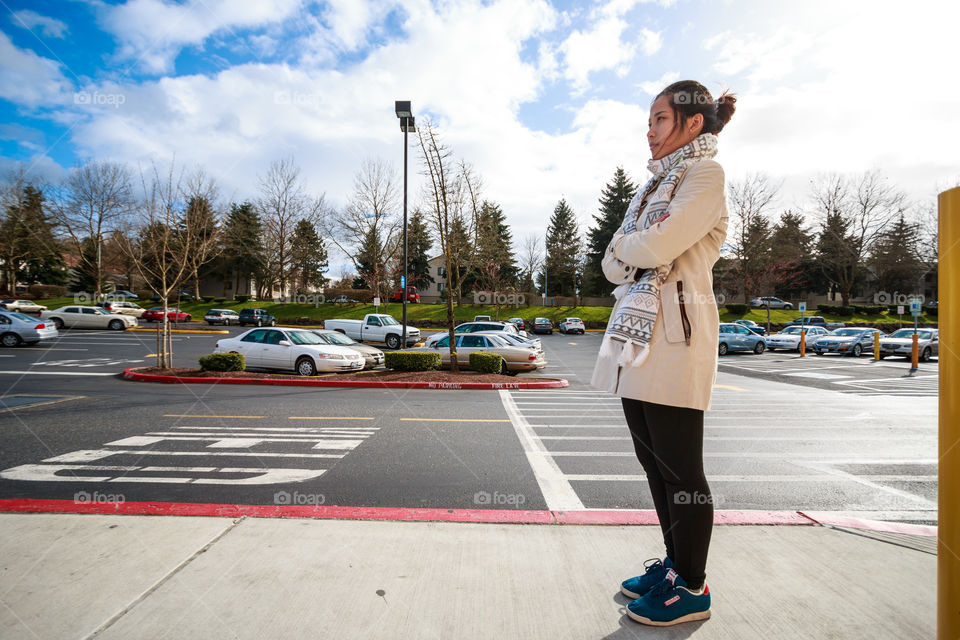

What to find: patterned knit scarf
left=598, top=133, right=718, bottom=367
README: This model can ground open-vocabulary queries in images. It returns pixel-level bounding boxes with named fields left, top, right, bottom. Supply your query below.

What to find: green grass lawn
left=34, top=297, right=937, bottom=327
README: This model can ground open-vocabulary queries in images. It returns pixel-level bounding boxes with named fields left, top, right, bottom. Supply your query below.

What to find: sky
left=1, top=0, right=958, bottom=268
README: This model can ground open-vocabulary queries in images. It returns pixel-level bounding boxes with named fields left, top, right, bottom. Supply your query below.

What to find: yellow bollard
left=911, top=332, right=919, bottom=371
left=799, top=329, right=805, bottom=357
left=874, top=331, right=880, bottom=361
left=938, top=186, right=960, bottom=640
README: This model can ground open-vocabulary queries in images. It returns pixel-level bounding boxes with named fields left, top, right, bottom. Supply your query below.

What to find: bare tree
left=49, top=160, right=133, bottom=297
left=118, top=161, right=220, bottom=368
left=182, top=169, right=220, bottom=299
left=257, top=158, right=327, bottom=299
left=726, top=173, right=780, bottom=303
left=323, top=157, right=401, bottom=302
left=518, top=233, right=544, bottom=294
left=811, top=171, right=906, bottom=306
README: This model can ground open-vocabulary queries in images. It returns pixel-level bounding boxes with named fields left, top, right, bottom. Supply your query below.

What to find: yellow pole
left=874, top=331, right=880, bottom=360
left=799, top=330, right=805, bottom=356
left=912, top=332, right=920, bottom=371
left=939, top=186, right=960, bottom=640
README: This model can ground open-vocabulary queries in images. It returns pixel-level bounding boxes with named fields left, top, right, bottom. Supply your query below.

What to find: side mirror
left=278, top=340, right=291, bottom=347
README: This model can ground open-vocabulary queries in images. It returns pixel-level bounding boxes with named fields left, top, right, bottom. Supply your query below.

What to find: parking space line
left=289, top=416, right=375, bottom=420
left=46, top=449, right=345, bottom=461
left=399, top=418, right=510, bottom=422
left=565, top=474, right=939, bottom=482
left=164, top=414, right=265, bottom=418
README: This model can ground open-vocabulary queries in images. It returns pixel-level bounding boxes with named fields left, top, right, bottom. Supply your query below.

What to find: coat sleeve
left=610, top=161, right=725, bottom=269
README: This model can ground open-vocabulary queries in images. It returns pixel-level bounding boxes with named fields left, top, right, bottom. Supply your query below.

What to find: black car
left=531, top=317, right=553, bottom=334
left=238, top=308, right=276, bottom=327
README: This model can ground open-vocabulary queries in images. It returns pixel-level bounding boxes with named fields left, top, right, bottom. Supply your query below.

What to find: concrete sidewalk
left=0, top=513, right=934, bottom=639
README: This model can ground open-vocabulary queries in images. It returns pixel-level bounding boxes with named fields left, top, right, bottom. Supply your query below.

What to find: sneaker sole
left=620, top=585, right=642, bottom=599
left=626, top=609, right=711, bottom=626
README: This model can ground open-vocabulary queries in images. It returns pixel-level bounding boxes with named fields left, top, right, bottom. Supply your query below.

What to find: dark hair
left=655, top=80, right=736, bottom=135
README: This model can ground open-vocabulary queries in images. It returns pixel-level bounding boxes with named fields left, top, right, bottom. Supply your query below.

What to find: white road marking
left=499, top=389, right=584, bottom=510
left=45, top=449, right=345, bottom=461
left=0, top=371, right=115, bottom=376
left=109, top=434, right=364, bottom=449
left=564, top=474, right=939, bottom=482
left=547, top=451, right=937, bottom=459
left=0, top=464, right=326, bottom=484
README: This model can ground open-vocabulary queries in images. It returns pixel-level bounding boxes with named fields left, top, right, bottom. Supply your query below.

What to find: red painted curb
left=121, top=368, right=569, bottom=390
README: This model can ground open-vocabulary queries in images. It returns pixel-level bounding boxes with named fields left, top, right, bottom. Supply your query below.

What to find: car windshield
left=379, top=316, right=399, bottom=326
left=889, top=329, right=933, bottom=339
left=780, top=326, right=803, bottom=335
left=8, top=312, right=37, bottom=322
left=92, top=307, right=110, bottom=315
left=287, top=331, right=324, bottom=345
left=535, top=318, right=548, bottom=323
left=321, top=332, right=355, bottom=345
left=831, top=328, right=865, bottom=336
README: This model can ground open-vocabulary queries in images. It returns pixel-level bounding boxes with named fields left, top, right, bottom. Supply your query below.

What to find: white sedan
left=214, top=327, right=365, bottom=375
left=40, top=305, right=138, bottom=331
left=764, top=325, right=829, bottom=352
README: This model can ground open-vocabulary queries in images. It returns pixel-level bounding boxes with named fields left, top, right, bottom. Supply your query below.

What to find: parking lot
left=0, top=324, right=939, bottom=523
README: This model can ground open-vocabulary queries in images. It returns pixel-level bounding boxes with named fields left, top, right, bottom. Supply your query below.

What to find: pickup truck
left=323, top=313, right=420, bottom=349
left=785, top=316, right=845, bottom=330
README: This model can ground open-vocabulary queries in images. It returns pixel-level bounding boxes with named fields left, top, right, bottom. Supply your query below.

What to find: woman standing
left=591, top=80, right=735, bottom=627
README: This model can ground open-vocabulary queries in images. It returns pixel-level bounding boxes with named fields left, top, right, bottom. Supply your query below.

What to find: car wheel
left=753, top=341, right=766, bottom=354
left=295, top=356, right=317, bottom=376
left=1, top=333, right=22, bottom=347
left=208, top=321, right=214, bottom=326
left=815, top=350, right=824, bottom=356
left=108, top=319, right=124, bottom=331
left=718, top=342, right=728, bottom=356
left=256, top=319, right=262, bottom=327
left=852, top=343, right=862, bottom=357
left=500, top=360, right=509, bottom=375
left=53, top=318, right=64, bottom=330
left=921, top=347, right=931, bottom=363
left=385, top=334, right=401, bottom=350
left=785, top=304, right=793, bottom=310
left=270, top=320, right=275, bottom=326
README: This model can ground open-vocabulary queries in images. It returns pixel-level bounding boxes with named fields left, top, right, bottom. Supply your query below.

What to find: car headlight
left=317, top=353, right=344, bottom=359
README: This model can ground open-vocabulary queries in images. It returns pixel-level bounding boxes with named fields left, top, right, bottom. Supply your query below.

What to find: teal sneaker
left=620, top=556, right=673, bottom=599
left=626, top=568, right=711, bottom=626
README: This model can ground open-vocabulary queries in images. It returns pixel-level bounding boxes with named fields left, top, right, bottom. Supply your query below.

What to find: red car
left=142, top=307, right=192, bottom=323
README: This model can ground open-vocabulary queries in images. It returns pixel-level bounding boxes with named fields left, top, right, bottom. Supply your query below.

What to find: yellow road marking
left=568, top=342, right=578, bottom=345
left=400, top=418, right=510, bottom=422
left=144, top=353, right=158, bottom=357
left=164, top=414, right=265, bottom=418
left=289, top=416, right=375, bottom=420
left=713, top=384, right=747, bottom=391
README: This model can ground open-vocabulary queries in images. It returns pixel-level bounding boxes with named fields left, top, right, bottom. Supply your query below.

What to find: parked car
left=531, top=317, right=554, bottom=334
left=733, top=319, right=766, bottom=335
left=507, top=317, right=526, bottom=332
left=879, top=328, right=939, bottom=362
left=328, top=295, right=359, bottom=303
left=420, top=333, right=546, bottom=374
left=311, top=329, right=385, bottom=369
left=750, top=296, right=793, bottom=309
left=785, top=316, right=846, bottom=330
left=558, top=317, right=585, bottom=334
left=105, top=290, right=138, bottom=299
left=718, top=322, right=767, bottom=355
left=813, top=327, right=885, bottom=357
left=0, top=310, right=58, bottom=346
left=764, top=325, right=829, bottom=352
left=475, top=331, right=544, bottom=355
left=452, top=321, right=526, bottom=338
left=142, top=307, right=192, bottom=323
left=204, top=309, right=240, bottom=325
left=40, top=305, right=137, bottom=331
left=473, top=315, right=492, bottom=322
left=388, top=286, right=420, bottom=303
left=324, top=313, right=420, bottom=349
left=238, top=308, right=276, bottom=327
left=214, top=327, right=365, bottom=375
left=96, top=300, right=146, bottom=318
left=0, top=299, right=47, bottom=314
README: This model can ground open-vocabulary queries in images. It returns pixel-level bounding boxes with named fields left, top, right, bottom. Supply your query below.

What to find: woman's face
left=647, top=95, right=703, bottom=160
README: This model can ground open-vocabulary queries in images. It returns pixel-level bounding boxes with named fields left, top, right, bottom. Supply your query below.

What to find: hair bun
left=715, top=90, right=737, bottom=133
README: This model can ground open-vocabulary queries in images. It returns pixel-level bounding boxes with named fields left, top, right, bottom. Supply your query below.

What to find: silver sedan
left=0, top=311, right=59, bottom=347
left=879, top=328, right=938, bottom=362
left=311, top=329, right=385, bottom=369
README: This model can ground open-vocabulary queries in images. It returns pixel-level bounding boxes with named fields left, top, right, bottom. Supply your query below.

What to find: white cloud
left=0, top=32, right=73, bottom=108
left=11, top=10, right=69, bottom=38
left=98, top=0, right=302, bottom=73
left=638, top=70, right=679, bottom=96
left=639, top=27, right=662, bottom=55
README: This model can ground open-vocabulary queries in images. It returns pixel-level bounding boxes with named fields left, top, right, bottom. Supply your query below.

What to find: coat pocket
left=661, top=280, right=697, bottom=345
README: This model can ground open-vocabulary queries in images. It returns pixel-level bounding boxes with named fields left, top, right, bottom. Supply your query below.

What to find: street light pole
left=395, top=101, right=415, bottom=349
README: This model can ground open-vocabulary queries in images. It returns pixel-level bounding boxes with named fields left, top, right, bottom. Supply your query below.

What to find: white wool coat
left=591, top=159, right=729, bottom=411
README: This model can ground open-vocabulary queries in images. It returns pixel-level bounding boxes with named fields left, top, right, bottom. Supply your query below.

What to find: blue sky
left=1, top=0, right=957, bottom=252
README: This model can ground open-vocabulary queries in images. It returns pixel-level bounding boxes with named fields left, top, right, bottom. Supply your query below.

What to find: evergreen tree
left=1, top=185, right=64, bottom=293
left=537, top=199, right=581, bottom=297
left=221, top=203, right=265, bottom=297
left=406, top=208, right=433, bottom=288
left=870, top=213, right=923, bottom=296
left=67, top=237, right=105, bottom=293
left=289, top=219, right=328, bottom=291
left=768, top=210, right=816, bottom=298
left=474, top=200, right=518, bottom=292
left=584, top=167, right=636, bottom=296
left=815, top=210, right=858, bottom=302
left=183, top=196, right=217, bottom=298
left=353, top=225, right=382, bottom=292
left=448, top=213, right=474, bottom=299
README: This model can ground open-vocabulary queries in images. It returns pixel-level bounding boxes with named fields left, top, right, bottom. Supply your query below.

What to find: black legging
left=622, top=398, right=712, bottom=590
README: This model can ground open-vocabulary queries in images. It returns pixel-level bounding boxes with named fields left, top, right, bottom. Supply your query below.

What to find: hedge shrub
left=385, top=350, right=441, bottom=371
left=469, top=352, right=504, bottom=374
left=852, top=305, right=885, bottom=314
left=235, top=295, right=251, bottom=303
left=834, top=306, right=854, bottom=317
left=725, top=303, right=748, bottom=315
left=199, top=352, right=245, bottom=372
left=214, top=297, right=226, bottom=303
left=925, top=305, right=938, bottom=317
left=201, top=296, right=214, bottom=303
